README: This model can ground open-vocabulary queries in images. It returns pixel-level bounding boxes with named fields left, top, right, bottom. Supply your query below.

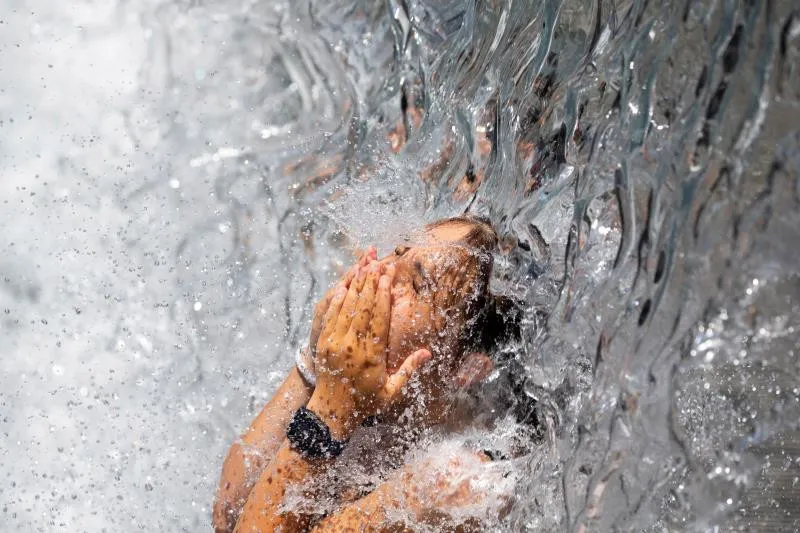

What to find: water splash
left=2, top=0, right=799, bottom=530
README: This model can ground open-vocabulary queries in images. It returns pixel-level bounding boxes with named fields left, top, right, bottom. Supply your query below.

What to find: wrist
left=306, top=378, right=365, bottom=440
left=295, top=346, right=317, bottom=389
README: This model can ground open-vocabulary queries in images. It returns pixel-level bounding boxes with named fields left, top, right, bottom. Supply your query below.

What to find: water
left=1, top=0, right=799, bottom=530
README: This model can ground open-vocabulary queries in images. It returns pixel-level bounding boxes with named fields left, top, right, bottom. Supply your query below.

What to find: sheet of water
left=1, top=0, right=799, bottom=530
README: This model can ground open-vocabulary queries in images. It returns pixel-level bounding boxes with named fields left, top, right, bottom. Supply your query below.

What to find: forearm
left=234, top=381, right=363, bottom=532
left=313, top=448, right=508, bottom=533
left=234, top=440, right=316, bottom=532
left=214, top=367, right=313, bottom=533
left=311, top=482, right=411, bottom=533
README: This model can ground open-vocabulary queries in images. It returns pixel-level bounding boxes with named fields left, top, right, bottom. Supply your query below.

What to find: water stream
left=2, top=0, right=799, bottom=530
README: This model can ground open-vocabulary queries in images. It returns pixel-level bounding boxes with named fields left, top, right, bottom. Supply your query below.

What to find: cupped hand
left=308, top=247, right=377, bottom=357
left=314, top=260, right=431, bottom=415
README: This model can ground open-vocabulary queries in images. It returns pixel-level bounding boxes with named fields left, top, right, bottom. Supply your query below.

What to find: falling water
left=1, top=0, right=799, bottom=530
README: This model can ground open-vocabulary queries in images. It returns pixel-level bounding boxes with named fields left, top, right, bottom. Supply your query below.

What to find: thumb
left=379, top=349, right=432, bottom=404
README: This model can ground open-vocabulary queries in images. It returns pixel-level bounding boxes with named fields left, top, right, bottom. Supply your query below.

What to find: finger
left=367, top=264, right=395, bottom=358
left=318, top=283, right=348, bottom=349
left=342, top=257, right=363, bottom=287
left=359, top=245, right=377, bottom=266
left=326, top=250, right=373, bottom=320
left=309, top=302, right=328, bottom=354
left=334, top=264, right=368, bottom=337
left=316, top=261, right=360, bottom=325
left=310, top=262, right=361, bottom=353
left=379, top=349, right=431, bottom=403
left=353, top=245, right=377, bottom=270
left=339, top=245, right=374, bottom=291
left=310, top=288, right=336, bottom=345
left=349, top=262, right=381, bottom=339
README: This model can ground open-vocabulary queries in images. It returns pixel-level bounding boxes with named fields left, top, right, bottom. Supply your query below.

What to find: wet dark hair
left=464, top=291, right=540, bottom=435
left=433, top=214, right=540, bottom=433
left=424, top=214, right=539, bottom=432
left=426, top=214, right=499, bottom=252
left=469, top=294, right=521, bottom=352
left=426, top=214, right=518, bottom=353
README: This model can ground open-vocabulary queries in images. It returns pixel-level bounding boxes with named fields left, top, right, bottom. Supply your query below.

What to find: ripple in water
left=1, top=0, right=799, bottom=530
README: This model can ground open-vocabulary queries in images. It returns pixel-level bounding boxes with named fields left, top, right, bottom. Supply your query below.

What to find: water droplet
left=193, top=301, right=202, bottom=311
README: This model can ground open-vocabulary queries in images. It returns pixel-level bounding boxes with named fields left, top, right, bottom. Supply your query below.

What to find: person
left=213, top=215, right=528, bottom=532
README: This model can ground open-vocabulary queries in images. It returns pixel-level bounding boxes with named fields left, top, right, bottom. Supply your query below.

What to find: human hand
left=308, top=247, right=377, bottom=358
left=307, top=260, right=431, bottom=435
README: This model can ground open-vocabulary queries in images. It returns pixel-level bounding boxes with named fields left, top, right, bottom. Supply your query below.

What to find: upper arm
left=240, top=367, right=312, bottom=449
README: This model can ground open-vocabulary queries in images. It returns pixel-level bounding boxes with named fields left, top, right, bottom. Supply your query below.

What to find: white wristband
left=295, top=346, right=317, bottom=388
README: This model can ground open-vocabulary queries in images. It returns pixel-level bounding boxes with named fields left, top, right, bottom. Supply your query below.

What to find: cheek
left=387, top=298, right=432, bottom=372
left=387, top=299, right=413, bottom=371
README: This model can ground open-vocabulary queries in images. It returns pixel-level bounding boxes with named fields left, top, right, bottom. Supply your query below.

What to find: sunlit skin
left=308, top=221, right=495, bottom=425
left=214, top=218, right=504, bottom=533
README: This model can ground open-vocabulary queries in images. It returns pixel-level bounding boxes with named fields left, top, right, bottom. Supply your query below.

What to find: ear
left=453, top=352, right=494, bottom=388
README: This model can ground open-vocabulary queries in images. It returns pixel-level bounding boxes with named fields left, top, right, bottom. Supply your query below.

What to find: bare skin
left=234, top=259, right=430, bottom=532
left=215, top=218, right=510, bottom=532
left=213, top=251, right=378, bottom=532
left=213, top=367, right=313, bottom=532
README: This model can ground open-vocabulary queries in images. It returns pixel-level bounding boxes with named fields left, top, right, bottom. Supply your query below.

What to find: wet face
left=378, top=221, right=494, bottom=383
